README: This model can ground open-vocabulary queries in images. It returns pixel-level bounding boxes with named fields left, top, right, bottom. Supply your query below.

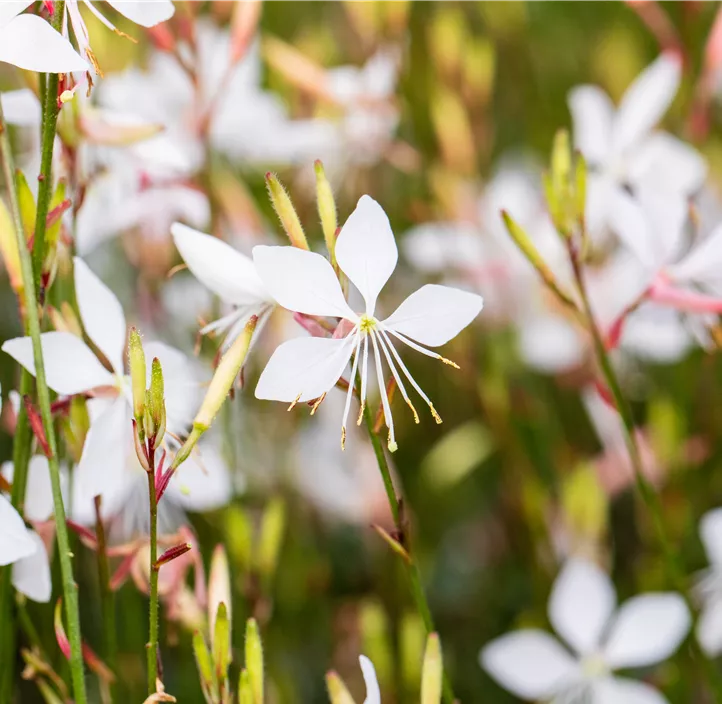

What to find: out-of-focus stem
left=0, top=86, right=88, bottom=704
left=147, top=451, right=160, bottom=695
left=95, top=496, right=117, bottom=700
left=362, top=405, right=455, bottom=704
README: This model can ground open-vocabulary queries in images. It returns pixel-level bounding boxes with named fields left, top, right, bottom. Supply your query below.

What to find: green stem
left=569, top=244, right=722, bottom=696
left=0, top=86, right=87, bottom=704
left=362, top=405, right=455, bottom=704
left=32, top=1, right=63, bottom=296
left=94, top=497, right=116, bottom=700
left=147, top=459, right=159, bottom=694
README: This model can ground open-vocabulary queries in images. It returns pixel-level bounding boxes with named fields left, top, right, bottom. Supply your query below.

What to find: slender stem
left=95, top=496, right=117, bottom=700
left=32, top=1, right=63, bottom=296
left=0, top=90, right=87, bottom=704
left=147, top=454, right=160, bottom=694
left=569, top=244, right=722, bottom=696
left=362, top=405, right=455, bottom=704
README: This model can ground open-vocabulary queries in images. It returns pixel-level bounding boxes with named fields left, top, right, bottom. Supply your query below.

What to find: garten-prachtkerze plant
left=5, top=3, right=722, bottom=703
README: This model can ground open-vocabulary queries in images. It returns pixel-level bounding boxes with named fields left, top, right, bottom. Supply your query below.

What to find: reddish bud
left=54, top=599, right=71, bottom=660
left=154, top=542, right=192, bottom=570
left=147, top=25, right=176, bottom=53
left=66, top=520, right=98, bottom=550
left=23, top=395, right=52, bottom=458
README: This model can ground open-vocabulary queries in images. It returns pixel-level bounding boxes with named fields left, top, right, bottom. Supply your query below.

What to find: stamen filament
left=370, top=331, right=396, bottom=451
left=340, top=330, right=362, bottom=449
left=357, top=333, right=370, bottom=425
left=287, top=393, right=301, bottom=411
left=386, top=329, right=460, bottom=369
left=376, top=328, right=419, bottom=424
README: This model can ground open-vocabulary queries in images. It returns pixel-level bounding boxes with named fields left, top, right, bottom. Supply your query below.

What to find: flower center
left=359, top=314, right=377, bottom=334
left=580, top=652, right=608, bottom=679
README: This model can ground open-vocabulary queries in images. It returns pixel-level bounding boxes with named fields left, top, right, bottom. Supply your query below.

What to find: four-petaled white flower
left=0, top=495, right=51, bottom=603
left=0, top=2, right=87, bottom=73
left=694, top=508, right=722, bottom=656
left=2, top=258, right=230, bottom=536
left=569, top=52, right=706, bottom=239
left=171, top=223, right=274, bottom=350
left=481, top=558, right=690, bottom=703
left=253, top=196, right=483, bottom=451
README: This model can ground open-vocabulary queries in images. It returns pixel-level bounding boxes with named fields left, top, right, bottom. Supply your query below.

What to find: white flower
left=358, top=655, right=381, bottom=704
left=2, top=258, right=230, bottom=535
left=0, top=495, right=51, bottom=603
left=170, top=223, right=274, bottom=350
left=569, top=53, right=706, bottom=238
left=480, top=558, right=690, bottom=703
left=253, top=196, right=483, bottom=451
left=695, top=508, right=722, bottom=656
left=0, top=2, right=87, bottom=73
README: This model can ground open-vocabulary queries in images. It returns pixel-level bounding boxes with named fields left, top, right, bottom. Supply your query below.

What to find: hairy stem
left=0, top=83, right=88, bottom=704
left=147, top=455, right=160, bottom=694
left=362, top=405, right=455, bottom=704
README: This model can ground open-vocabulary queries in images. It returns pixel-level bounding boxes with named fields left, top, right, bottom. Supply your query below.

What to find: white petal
left=0, top=15, right=88, bottom=73
left=699, top=508, right=722, bottom=568
left=1, top=88, right=41, bottom=126
left=105, top=0, right=175, bottom=27
left=0, top=494, right=35, bottom=565
left=480, top=630, right=579, bottom=700
left=381, top=284, right=483, bottom=347
left=607, top=188, right=659, bottom=270
left=12, top=531, right=51, bottom=603
left=0, top=2, right=33, bottom=29
left=335, top=195, right=398, bottom=315
left=603, top=593, right=690, bottom=668
left=23, top=456, right=60, bottom=523
left=516, top=314, right=584, bottom=374
left=72, top=397, right=134, bottom=525
left=569, top=85, right=615, bottom=166
left=253, top=245, right=355, bottom=319
left=549, top=558, right=616, bottom=656
left=697, top=598, right=722, bottom=657
left=165, top=443, right=232, bottom=512
left=172, top=223, right=269, bottom=305
left=627, top=132, right=707, bottom=195
left=2, top=332, right=114, bottom=396
left=613, top=53, right=680, bottom=155
left=255, top=335, right=354, bottom=403
left=74, top=258, right=126, bottom=374
left=360, top=655, right=381, bottom=704
left=634, top=187, right=688, bottom=266
left=593, top=677, right=668, bottom=704
left=669, top=223, right=722, bottom=285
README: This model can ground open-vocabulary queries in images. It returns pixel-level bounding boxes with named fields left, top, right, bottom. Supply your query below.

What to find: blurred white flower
left=569, top=52, right=706, bottom=239
left=481, top=558, right=690, bottom=703
left=695, top=508, right=722, bottom=656
left=0, top=495, right=51, bottom=603
left=0, top=2, right=87, bottom=73
left=253, top=196, right=483, bottom=451
left=171, top=223, right=274, bottom=350
left=359, top=655, right=381, bottom=704
left=1, top=258, right=230, bottom=534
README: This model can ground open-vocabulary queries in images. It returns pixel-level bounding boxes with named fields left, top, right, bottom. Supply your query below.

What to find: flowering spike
left=129, top=327, right=147, bottom=424
left=245, top=618, right=264, bottom=704
left=420, top=634, right=443, bottom=704
left=265, top=172, right=309, bottom=250
left=314, top=160, right=338, bottom=266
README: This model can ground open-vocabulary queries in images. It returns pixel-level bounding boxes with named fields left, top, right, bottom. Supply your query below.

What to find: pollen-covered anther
left=340, top=426, right=346, bottom=451
left=388, top=434, right=398, bottom=453
left=429, top=404, right=442, bottom=424
left=406, top=398, right=420, bottom=424
left=85, top=48, right=104, bottom=77
left=310, top=393, right=326, bottom=415
left=287, top=393, right=302, bottom=411
left=440, top=356, right=460, bottom=369
left=356, top=400, right=366, bottom=426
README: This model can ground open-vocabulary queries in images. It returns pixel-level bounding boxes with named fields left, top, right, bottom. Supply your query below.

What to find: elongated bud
left=546, top=128, right=579, bottom=239
left=266, top=173, right=309, bottom=250
left=238, top=669, right=253, bottom=704
left=245, top=619, right=264, bottom=704
left=420, top=634, right=443, bottom=704
left=501, top=211, right=577, bottom=311
left=149, top=357, right=165, bottom=443
left=0, top=198, right=22, bottom=296
left=154, top=542, right=192, bottom=570
left=256, top=497, right=286, bottom=583
left=314, top=160, right=338, bottom=266
left=208, top=545, right=231, bottom=648
left=212, top=602, right=231, bottom=683
left=54, top=599, right=71, bottom=660
left=325, top=671, right=356, bottom=704
left=16, top=170, right=36, bottom=240
left=230, top=0, right=262, bottom=64
left=128, top=328, right=146, bottom=424
left=575, top=152, right=587, bottom=227
left=192, top=632, right=216, bottom=702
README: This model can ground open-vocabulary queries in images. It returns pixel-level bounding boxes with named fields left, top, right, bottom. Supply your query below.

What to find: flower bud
left=238, top=669, right=253, bottom=704
left=420, top=633, right=443, bottom=704
left=0, top=198, right=22, bottom=297
left=212, top=602, right=231, bottom=684
left=314, top=160, right=338, bottom=266
left=245, top=619, right=264, bottom=704
left=128, top=328, right=146, bottom=424
left=149, top=357, right=166, bottom=445
left=192, top=631, right=215, bottom=702
left=325, top=671, right=355, bottom=704
left=208, top=545, right=231, bottom=650
left=256, top=497, right=285, bottom=584
left=266, top=172, right=309, bottom=250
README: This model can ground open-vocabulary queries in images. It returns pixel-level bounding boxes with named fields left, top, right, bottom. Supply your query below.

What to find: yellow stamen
left=85, top=48, right=104, bottom=77
left=287, top=393, right=302, bottom=411
left=341, top=426, right=346, bottom=451
left=440, top=356, right=460, bottom=369
left=406, top=398, right=420, bottom=424
left=356, top=400, right=366, bottom=426
left=388, top=435, right=398, bottom=453
left=113, top=28, right=138, bottom=44
left=429, top=404, right=442, bottom=424
left=310, top=393, right=326, bottom=415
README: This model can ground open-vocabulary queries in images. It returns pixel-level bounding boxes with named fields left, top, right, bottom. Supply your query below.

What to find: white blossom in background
left=695, top=508, right=722, bottom=656
left=253, top=196, right=483, bottom=451
left=0, top=495, right=51, bottom=603
left=2, top=258, right=231, bottom=537
left=171, top=223, right=274, bottom=350
left=481, top=558, right=690, bottom=703
left=357, top=655, right=381, bottom=704
left=569, top=52, right=706, bottom=240
left=0, top=2, right=87, bottom=73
